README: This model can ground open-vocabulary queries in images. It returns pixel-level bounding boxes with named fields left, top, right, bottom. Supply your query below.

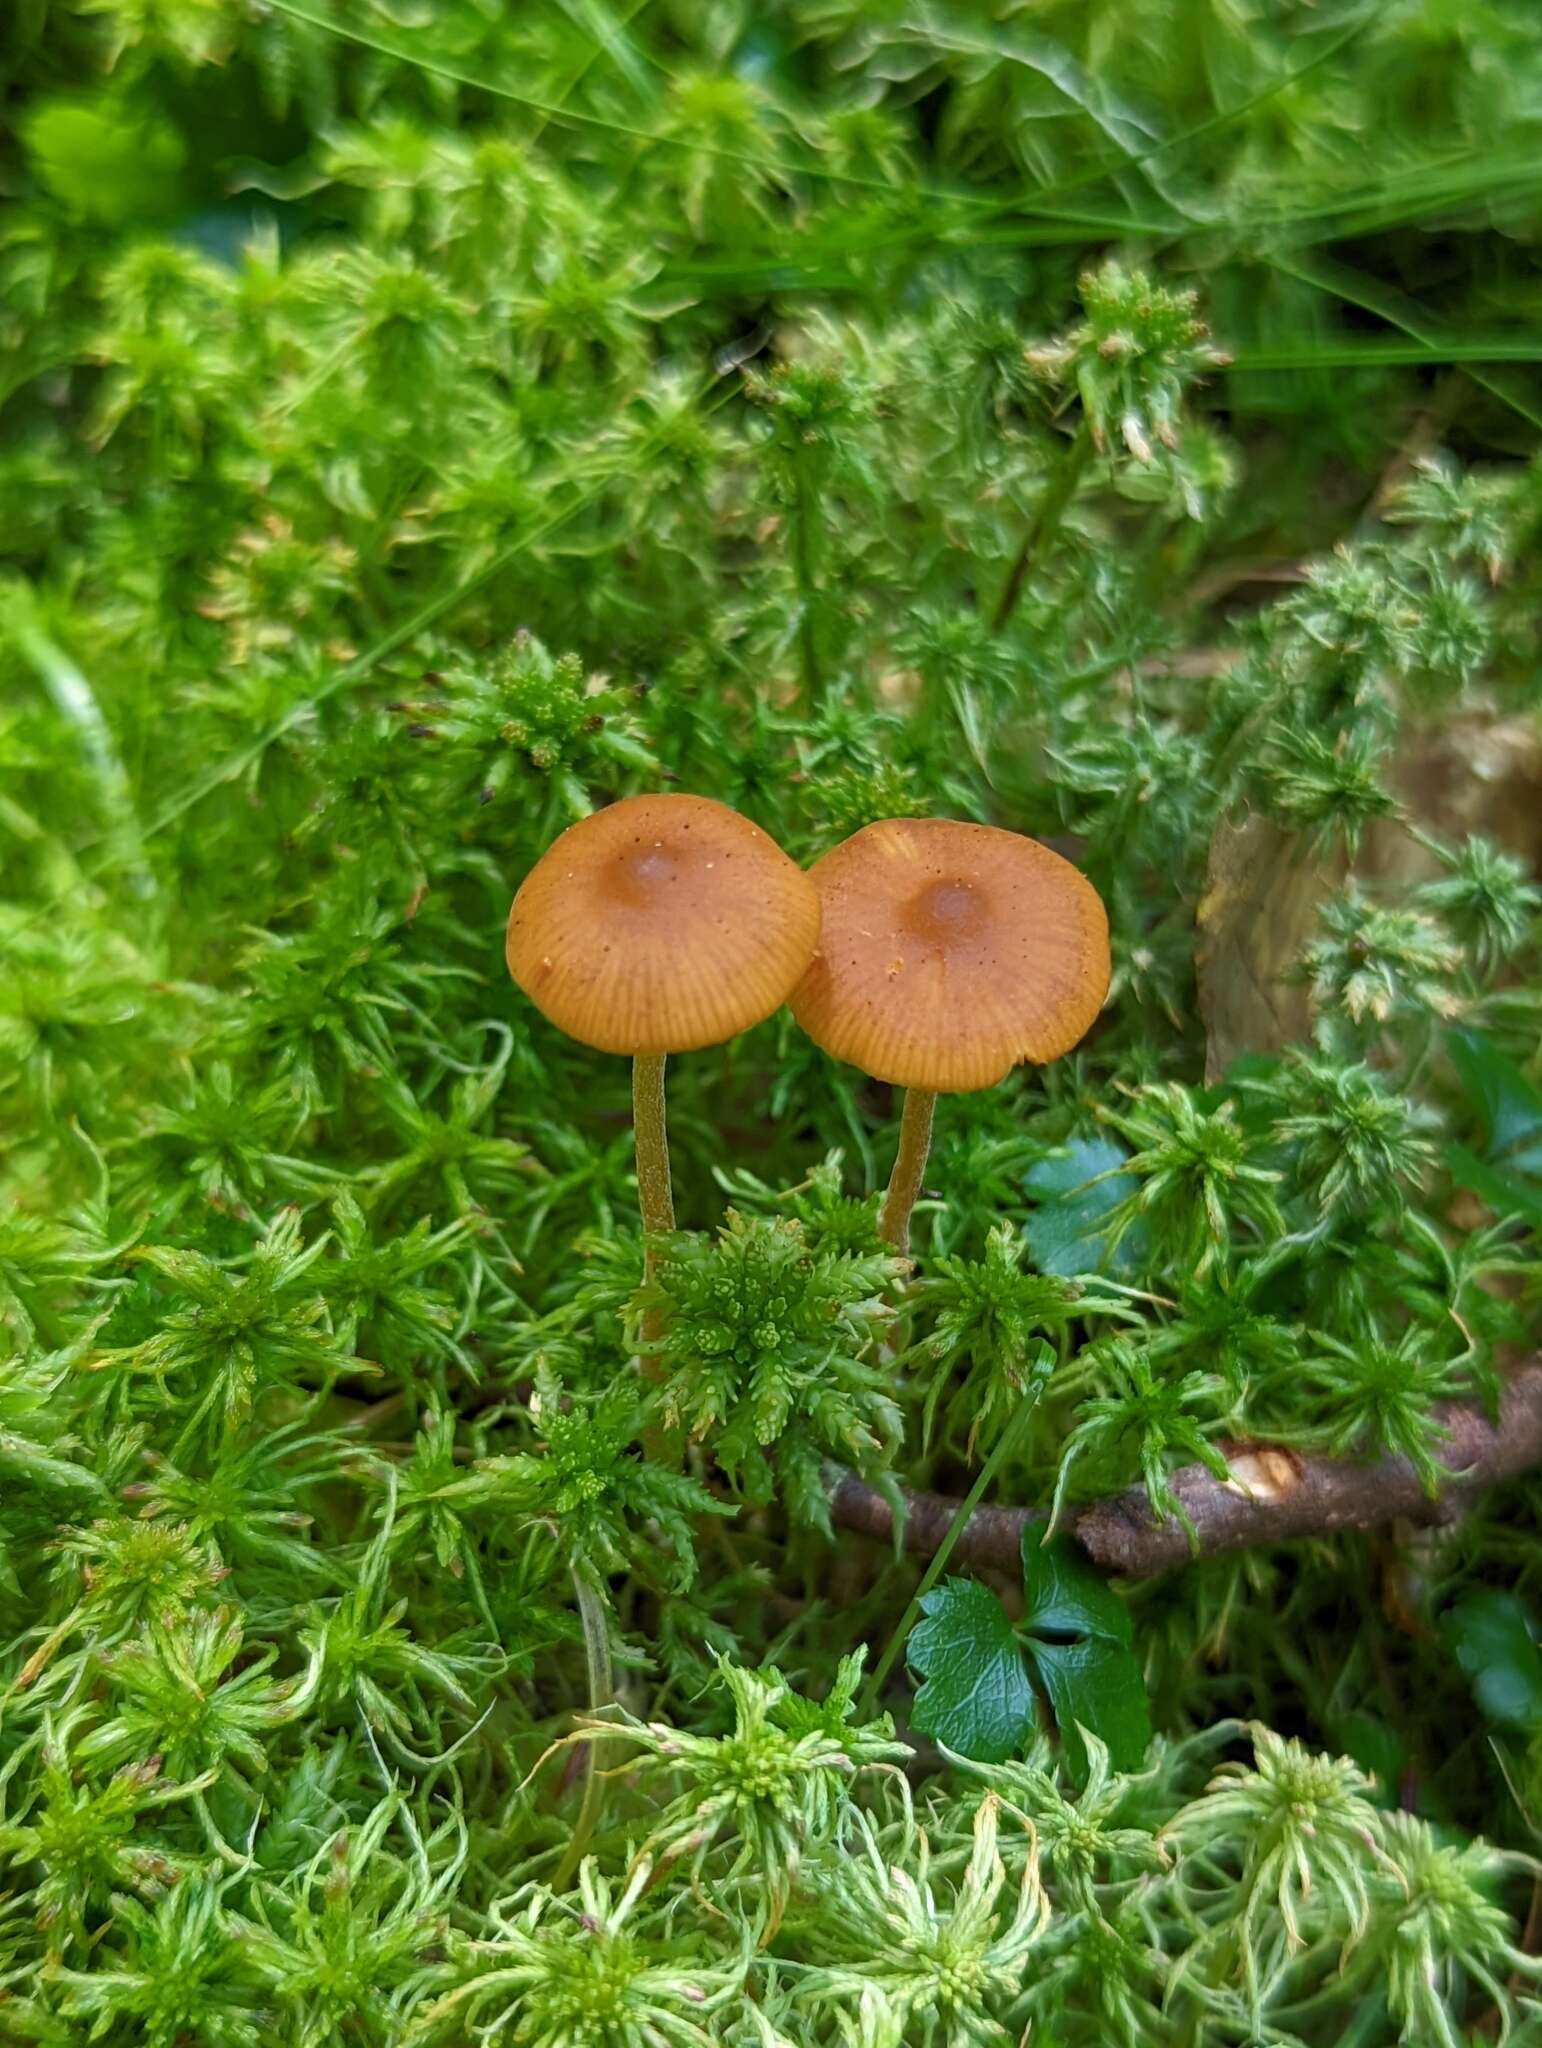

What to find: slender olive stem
left=631, top=1052, right=676, bottom=1246
left=878, top=1087, right=936, bottom=1256
left=632, top=1053, right=675, bottom=1434
left=553, top=1567, right=614, bottom=1891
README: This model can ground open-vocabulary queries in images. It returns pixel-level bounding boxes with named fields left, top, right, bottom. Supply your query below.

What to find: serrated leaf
left=1020, top=1533, right=1151, bottom=1775
left=1024, top=1137, right=1148, bottom=1278
left=1444, top=1590, right=1542, bottom=1732
left=906, top=1577, right=1037, bottom=1764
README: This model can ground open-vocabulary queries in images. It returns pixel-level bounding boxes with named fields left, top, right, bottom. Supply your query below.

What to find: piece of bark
left=1366, top=712, right=1542, bottom=892
left=1195, top=810, right=1342, bottom=1084
left=826, top=1471, right=1046, bottom=1573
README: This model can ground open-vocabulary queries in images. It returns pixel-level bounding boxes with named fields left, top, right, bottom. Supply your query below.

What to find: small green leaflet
left=1448, top=1029, right=1542, bottom=1167
left=907, top=1531, right=1151, bottom=1773
left=1023, top=1136, right=1149, bottom=1279
left=1444, top=1589, right=1542, bottom=1732
left=1021, top=1532, right=1152, bottom=1777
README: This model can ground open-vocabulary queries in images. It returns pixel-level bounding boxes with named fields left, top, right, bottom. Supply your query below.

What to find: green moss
left=2, top=1, right=1541, bottom=2038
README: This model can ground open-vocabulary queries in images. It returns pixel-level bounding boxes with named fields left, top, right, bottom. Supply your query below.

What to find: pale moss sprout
left=579, top=1657, right=909, bottom=1931
left=1164, top=1725, right=1396, bottom=2025
left=422, top=1854, right=745, bottom=2047
left=796, top=1794, right=1050, bottom=2047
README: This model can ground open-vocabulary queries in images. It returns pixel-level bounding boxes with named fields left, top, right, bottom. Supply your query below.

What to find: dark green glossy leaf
left=1020, top=1533, right=1151, bottom=1775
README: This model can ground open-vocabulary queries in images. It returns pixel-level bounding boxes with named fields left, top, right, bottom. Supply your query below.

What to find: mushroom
left=790, top=816, right=1109, bottom=1253
left=506, top=792, right=820, bottom=1258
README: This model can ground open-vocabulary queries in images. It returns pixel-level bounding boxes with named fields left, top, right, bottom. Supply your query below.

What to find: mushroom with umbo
left=506, top=791, right=820, bottom=1261
left=790, top=816, right=1108, bottom=1253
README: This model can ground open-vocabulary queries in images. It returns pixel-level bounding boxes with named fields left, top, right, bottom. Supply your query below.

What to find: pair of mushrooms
left=506, top=793, right=1109, bottom=1259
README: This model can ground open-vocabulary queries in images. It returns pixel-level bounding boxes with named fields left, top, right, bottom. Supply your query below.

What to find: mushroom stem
left=878, top=1087, right=936, bottom=1256
left=631, top=1052, right=676, bottom=1246
left=632, top=1054, right=676, bottom=1405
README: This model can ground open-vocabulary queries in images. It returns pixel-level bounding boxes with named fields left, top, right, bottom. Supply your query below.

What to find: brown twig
left=828, top=1364, right=1542, bottom=1580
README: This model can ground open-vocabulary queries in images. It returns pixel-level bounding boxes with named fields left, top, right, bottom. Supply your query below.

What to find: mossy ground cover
left=4, top=3, right=1542, bottom=2041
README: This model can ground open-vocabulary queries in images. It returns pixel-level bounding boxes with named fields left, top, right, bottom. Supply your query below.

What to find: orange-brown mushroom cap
left=790, top=817, right=1109, bottom=1092
left=506, top=794, right=820, bottom=1056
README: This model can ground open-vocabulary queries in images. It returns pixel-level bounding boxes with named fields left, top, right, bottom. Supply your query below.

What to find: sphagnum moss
left=2, top=3, right=1542, bottom=2042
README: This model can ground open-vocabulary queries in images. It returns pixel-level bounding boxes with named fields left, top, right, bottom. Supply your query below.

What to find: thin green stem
left=991, top=417, right=1095, bottom=633
left=553, top=1568, right=615, bottom=1891
left=791, top=446, right=824, bottom=710
left=878, top=1088, right=936, bottom=1256
left=858, top=1374, right=1050, bottom=1718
